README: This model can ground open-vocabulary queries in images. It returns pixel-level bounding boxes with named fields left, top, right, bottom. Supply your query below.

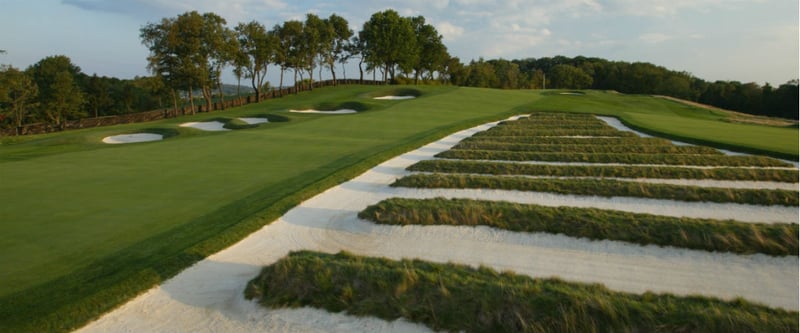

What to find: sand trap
left=559, top=92, right=584, bottom=95
left=180, top=121, right=230, bottom=131
left=290, top=109, right=357, bottom=114
left=237, top=117, right=269, bottom=125
left=102, top=133, right=163, bottom=144
left=76, top=115, right=797, bottom=333
left=373, top=96, right=416, bottom=100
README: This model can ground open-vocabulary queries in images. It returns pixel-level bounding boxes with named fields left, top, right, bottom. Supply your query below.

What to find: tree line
left=451, top=56, right=798, bottom=120
left=1, top=10, right=797, bottom=134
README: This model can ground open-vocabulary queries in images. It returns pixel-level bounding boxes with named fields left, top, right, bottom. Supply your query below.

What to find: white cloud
left=436, top=21, right=465, bottom=40
left=604, top=0, right=755, bottom=17
left=639, top=32, right=673, bottom=43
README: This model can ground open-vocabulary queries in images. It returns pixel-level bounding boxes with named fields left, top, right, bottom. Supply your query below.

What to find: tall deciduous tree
left=548, top=64, right=593, bottom=89
left=410, top=16, right=447, bottom=84
left=360, top=10, right=418, bottom=83
left=44, top=71, right=85, bottom=129
left=141, top=11, right=230, bottom=114
left=275, top=20, right=304, bottom=94
left=26, top=55, right=85, bottom=129
left=324, top=14, right=352, bottom=86
left=236, top=21, right=274, bottom=102
left=0, top=65, right=38, bottom=135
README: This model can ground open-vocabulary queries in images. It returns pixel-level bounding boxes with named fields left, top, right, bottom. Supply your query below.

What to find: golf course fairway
left=0, top=85, right=796, bottom=332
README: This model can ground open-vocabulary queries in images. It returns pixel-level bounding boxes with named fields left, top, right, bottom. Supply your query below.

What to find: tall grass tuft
left=359, top=198, right=799, bottom=256
left=392, top=174, right=799, bottom=206
left=246, top=251, right=798, bottom=333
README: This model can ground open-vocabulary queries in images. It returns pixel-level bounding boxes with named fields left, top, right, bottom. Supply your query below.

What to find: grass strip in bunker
left=436, top=150, right=792, bottom=167
left=359, top=198, right=798, bottom=256
left=474, top=127, right=637, bottom=137
left=408, top=160, right=799, bottom=182
left=451, top=141, right=724, bottom=155
left=392, top=174, right=799, bottom=206
left=246, top=251, right=798, bottom=333
left=462, top=136, right=676, bottom=146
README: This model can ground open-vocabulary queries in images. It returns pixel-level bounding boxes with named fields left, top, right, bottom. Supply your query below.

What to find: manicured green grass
left=532, top=90, right=799, bottom=160
left=408, top=159, right=799, bottom=182
left=392, top=174, right=799, bottom=206
left=452, top=141, right=724, bottom=155
left=360, top=198, right=799, bottom=256
left=437, top=149, right=792, bottom=167
left=0, top=85, right=539, bottom=332
left=246, top=251, right=798, bottom=333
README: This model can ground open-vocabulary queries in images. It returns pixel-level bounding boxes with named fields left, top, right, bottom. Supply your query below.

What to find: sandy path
left=76, top=116, right=798, bottom=333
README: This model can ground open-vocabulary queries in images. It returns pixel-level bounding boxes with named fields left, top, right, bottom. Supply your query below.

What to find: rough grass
left=436, top=149, right=792, bottom=167
left=452, top=141, right=724, bottom=155
left=462, top=136, right=675, bottom=146
left=245, top=251, right=799, bottom=333
left=476, top=127, right=637, bottom=137
left=392, top=174, right=799, bottom=206
left=408, top=159, right=799, bottom=182
left=359, top=198, right=799, bottom=256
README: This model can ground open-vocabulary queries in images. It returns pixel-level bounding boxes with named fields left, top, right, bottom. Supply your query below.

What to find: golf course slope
left=0, top=86, right=795, bottom=332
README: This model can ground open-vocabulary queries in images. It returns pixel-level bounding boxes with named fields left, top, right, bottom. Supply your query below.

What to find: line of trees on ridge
left=1, top=9, right=797, bottom=135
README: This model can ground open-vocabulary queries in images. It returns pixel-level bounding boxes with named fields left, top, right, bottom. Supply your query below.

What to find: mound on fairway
left=179, top=121, right=230, bottom=131
left=102, top=133, right=164, bottom=144
left=373, top=95, right=416, bottom=100
left=289, top=109, right=357, bottom=114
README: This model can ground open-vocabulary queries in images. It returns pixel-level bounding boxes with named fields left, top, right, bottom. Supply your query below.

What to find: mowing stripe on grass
left=359, top=198, right=799, bottom=256
left=246, top=251, right=798, bottom=333
left=436, top=149, right=792, bottom=167
left=408, top=159, right=799, bottom=182
left=391, top=174, right=799, bottom=206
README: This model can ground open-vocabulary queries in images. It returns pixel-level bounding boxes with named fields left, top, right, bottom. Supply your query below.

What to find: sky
left=1, top=0, right=798, bottom=86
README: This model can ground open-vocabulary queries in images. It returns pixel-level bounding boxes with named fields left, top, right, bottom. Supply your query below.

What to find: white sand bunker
left=237, top=117, right=269, bottom=125
left=179, top=121, right=229, bottom=131
left=290, top=109, right=357, bottom=114
left=102, top=133, right=163, bottom=144
left=373, top=95, right=416, bottom=100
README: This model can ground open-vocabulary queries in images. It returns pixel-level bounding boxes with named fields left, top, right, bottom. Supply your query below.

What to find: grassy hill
left=0, top=86, right=795, bottom=332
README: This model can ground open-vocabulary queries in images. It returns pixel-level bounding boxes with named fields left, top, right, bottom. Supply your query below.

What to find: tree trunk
left=188, top=85, right=196, bottom=115
left=216, top=78, right=226, bottom=110
left=171, top=88, right=178, bottom=117
left=251, top=75, right=261, bottom=103
left=279, top=67, right=285, bottom=97
left=293, top=69, right=299, bottom=95
left=202, top=86, right=213, bottom=112
left=330, top=62, right=337, bottom=86
left=358, top=58, right=364, bottom=84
